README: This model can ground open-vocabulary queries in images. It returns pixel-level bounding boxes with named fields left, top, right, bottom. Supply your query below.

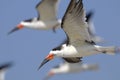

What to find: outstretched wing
left=36, top=0, right=59, bottom=21
left=62, top=0, right=91, bottom=46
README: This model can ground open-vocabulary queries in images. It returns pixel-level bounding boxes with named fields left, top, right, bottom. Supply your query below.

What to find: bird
left=38, top=11, right=104, bottom=70
left=43, top=62, right=99, bottom=80
left=86, top=11, right=104, bottom=43
left=0, top=62, right=13, bottom=80
left=38, top=0, right=120, bottom=69
left=8, top=0, right=61, bottom=35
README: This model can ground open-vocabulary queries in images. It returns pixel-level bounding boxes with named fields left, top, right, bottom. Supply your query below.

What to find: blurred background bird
left=8, top=0, right=61, bottom=35
left=0, top=62, right=13, bottom=80
left=43, top=62, right=99, bottom=80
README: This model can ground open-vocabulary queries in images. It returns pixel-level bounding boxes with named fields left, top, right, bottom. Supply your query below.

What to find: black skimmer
left=8, top=0, right=61, bottom=35
left=38, top=0, right=120, bottom=69
left=43, top=61, right=99, bottom=80
left=0, top=62, right=13, bottom=80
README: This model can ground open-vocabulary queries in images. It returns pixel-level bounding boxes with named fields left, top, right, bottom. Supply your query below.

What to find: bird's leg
left=52, top=23, right=60, bottom=33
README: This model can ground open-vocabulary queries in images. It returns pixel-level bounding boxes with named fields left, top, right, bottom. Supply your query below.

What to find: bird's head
left=38, top=48, right=63, bottom=70
left=8, top=23, right=24, bottom=35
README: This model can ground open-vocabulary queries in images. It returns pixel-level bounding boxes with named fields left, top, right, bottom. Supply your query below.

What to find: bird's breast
left=61, top=45, right=97, bottom=57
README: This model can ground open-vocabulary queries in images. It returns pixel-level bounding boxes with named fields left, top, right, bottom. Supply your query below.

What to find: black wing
left=0, top=62, right=13, bottom=70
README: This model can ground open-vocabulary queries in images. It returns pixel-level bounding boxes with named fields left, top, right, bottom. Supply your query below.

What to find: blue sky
left=0, top=0, right=120, bottom=80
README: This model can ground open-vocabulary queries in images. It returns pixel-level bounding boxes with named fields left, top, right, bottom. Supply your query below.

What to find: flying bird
left=0, top=62, right=13, bottom=80
left=8, top=0, right=61, bottom=35
left=43, top=62, right=99, bottom=80
left=38, top=0, right=120, bottom=69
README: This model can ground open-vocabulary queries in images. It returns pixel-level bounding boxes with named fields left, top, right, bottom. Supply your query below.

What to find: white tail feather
left=97, top=46, right=120, bottom=55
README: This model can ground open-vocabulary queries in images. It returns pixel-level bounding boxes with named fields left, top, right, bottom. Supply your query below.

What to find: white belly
left=61, top=45, right=98, bottom=57
left=23, top=20, right=60, bottom=30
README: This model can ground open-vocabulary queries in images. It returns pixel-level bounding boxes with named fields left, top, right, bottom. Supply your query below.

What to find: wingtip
left=0, top=62, right=14, bottom=70
left=86, top=10, right=95, bottom=22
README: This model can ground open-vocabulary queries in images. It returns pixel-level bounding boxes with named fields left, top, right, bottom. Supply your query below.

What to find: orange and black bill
left=38, top=58, right=50, bottom=70
left=38, top=54, right=54, bottom=70
left=8, top=24, right=24, bottom=35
